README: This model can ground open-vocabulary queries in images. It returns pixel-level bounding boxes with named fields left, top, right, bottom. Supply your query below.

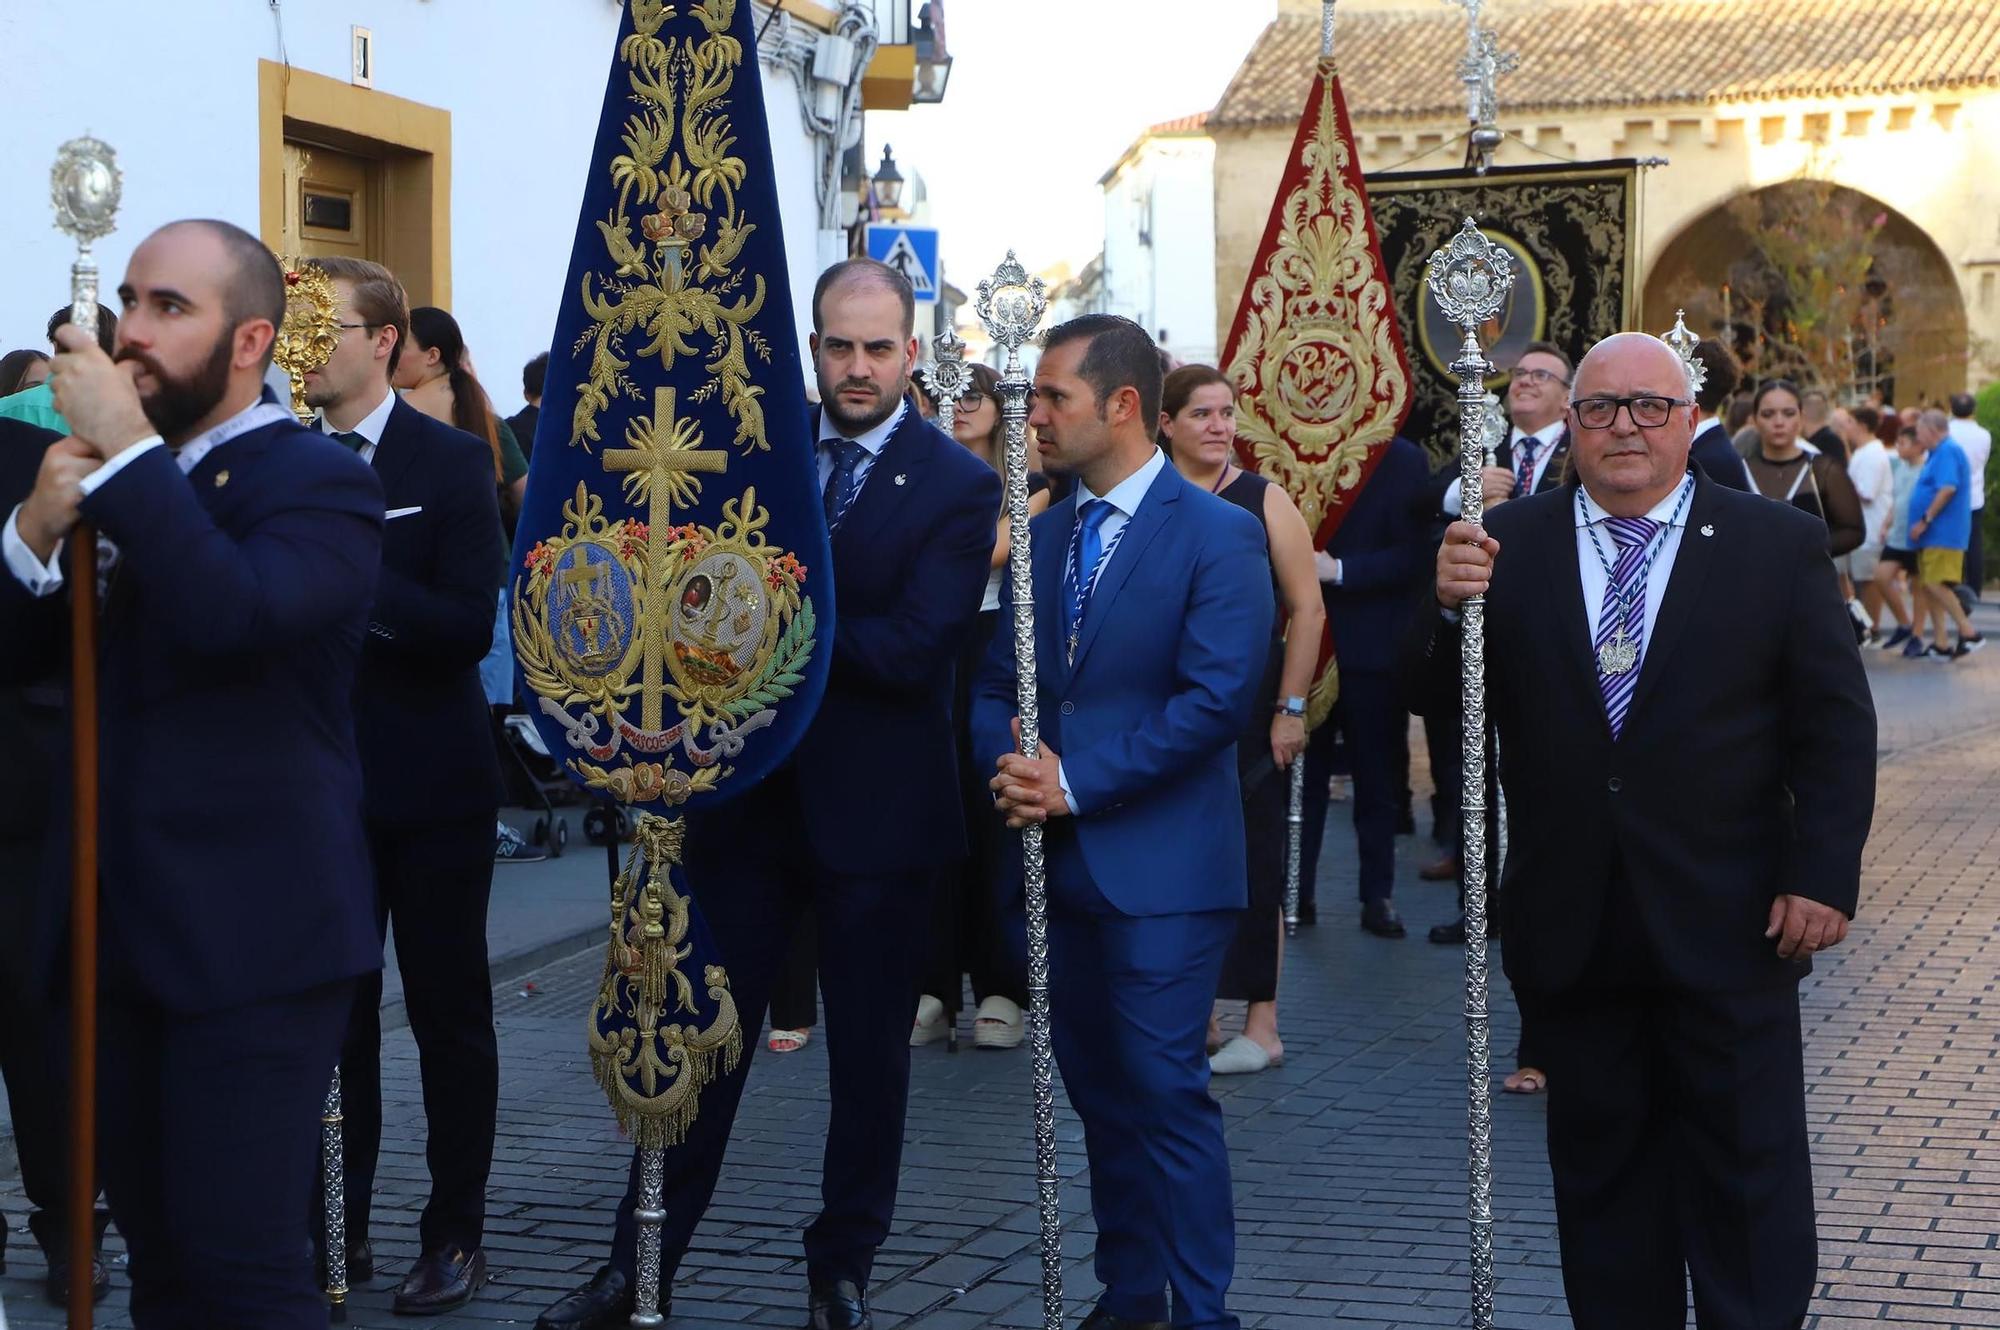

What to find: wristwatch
left=1277, top=695, right=1307, bottom=717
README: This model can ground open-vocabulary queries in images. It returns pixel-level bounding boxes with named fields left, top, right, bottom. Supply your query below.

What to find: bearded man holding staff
left=1408, top=331, right=1875, bottom=1329
left=0, top=218, right=384, bottom=1327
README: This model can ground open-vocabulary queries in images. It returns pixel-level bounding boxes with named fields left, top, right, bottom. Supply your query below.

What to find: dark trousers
left=768, top=910, right=818, bottom=1031
left=1424, top=704, right=1460, bottom=848
left=1216, top=761, right=1284, bottom=1003
left=338, top=815, right=499, bottom=1252
left=99, top=978, right=356, bottom=1330
left=1965, top=515, right=1985, bottom=597
left=1298, top=669, right=1405, bottom=908
left=1518, top=965, right=1816, bottom=1327
left=609, top=791, right=931, bottom=1289
left=0, top=838, right=74, bottom=1258
left=1047, top=828, right=1240, bottom=1330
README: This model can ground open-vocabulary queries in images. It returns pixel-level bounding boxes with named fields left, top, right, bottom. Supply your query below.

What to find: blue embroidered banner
left=513, top=0, right=829, bottom=814
left=511, top=0, right=829, bottom=1150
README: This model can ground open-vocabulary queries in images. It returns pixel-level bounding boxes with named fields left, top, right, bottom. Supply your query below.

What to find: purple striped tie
left=1596, top=516, right=1660, bottom=737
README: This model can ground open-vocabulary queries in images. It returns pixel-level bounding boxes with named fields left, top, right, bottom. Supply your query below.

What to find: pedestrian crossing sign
left=865, top=224, right=940, bottom=300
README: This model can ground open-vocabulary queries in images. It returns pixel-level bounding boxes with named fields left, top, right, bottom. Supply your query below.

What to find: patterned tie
left=1062, top=499, right=1115, bottom=664
left=822, top=438, right=866, bottom=533
left=1595, top=515, right=1661, bottom=738
left=333, top=429, right=368, bottom=453
left=1513, top=434, right=1538, bottom=498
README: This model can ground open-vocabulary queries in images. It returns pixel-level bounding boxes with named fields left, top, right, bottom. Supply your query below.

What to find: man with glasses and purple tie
left=1411, top=331, right=1876, bottom=1330
left=1438, top=339, right=1575, bottom=520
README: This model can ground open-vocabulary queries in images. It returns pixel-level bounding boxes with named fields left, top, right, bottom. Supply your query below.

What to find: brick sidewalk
left=5, top=639, right=1999, bottom=1328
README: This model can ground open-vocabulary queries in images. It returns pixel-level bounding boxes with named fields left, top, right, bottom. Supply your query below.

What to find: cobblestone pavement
left=4, top=609, right=1998, bottom=1329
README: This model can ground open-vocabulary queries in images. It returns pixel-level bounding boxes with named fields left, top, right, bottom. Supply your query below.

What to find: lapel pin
left=1699, top=523, right=1714, bottom=537
left=894, top=473, right=907, bottom=486
left=213, top=469, right=230, bottom=488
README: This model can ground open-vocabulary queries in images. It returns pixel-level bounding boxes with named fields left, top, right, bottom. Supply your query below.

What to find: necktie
left=333, top=430, right=368, bottom=453
left=1513, top=435, right=1539, bottom=497
left=1595, top=515, right=1661, bottom=737
left=1062, top=499, right=1115, bottom=664
left=822, top=438, right=866, bottom=533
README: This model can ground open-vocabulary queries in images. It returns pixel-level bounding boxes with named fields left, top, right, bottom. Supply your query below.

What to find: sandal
left=1503, top=1066, right=1547, bottom=1094
left=911, top=995, right=950, bottom=1047
left=767, top=1028, right=811, bottom=1054
left=973, top=996, right=1024, bottom=1050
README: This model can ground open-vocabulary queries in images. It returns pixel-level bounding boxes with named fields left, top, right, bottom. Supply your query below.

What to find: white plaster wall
left=0, top=0, right=831, bottom=413
left=1104, top=136, right=1217, bottom=367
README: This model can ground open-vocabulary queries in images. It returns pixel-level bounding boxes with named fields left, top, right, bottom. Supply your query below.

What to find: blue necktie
left=333, top=430, right=368, bottom=453
left=1063, top=499, right=1114, bottom=664
left=822, top=438, right=866, bottom=532
left=1596, top=516, right=1661, bottom=738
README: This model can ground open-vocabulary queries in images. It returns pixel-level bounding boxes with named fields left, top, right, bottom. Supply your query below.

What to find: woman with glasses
left=913, top=361, right=1049, bottom=1050
left=1741, top=379, right=1864, bottom=555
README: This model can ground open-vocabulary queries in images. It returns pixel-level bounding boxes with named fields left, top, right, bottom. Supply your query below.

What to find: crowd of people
left=0, top=224, right=1974, bottom=1330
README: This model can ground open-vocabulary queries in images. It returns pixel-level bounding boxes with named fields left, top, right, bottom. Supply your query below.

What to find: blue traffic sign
left=865, top=223, right=940, bottom=300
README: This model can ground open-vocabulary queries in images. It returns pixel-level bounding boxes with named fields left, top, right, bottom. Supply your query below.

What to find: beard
left=819, top=373, right=905, bottom=436
left=117, top=332, right=235, bottom=441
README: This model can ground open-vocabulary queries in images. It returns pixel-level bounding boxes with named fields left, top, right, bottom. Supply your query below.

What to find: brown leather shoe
left=1418, top=853, right=1461, bottom=881
left=393, top=1245, right=486, bottom=1316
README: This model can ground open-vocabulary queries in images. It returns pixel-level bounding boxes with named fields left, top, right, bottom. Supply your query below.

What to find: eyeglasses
left=1513, top=367, right=1570, bottom=387
left=956, top=391, right=990, bottom=408
left=1571, top=395, right=1690, bottom=430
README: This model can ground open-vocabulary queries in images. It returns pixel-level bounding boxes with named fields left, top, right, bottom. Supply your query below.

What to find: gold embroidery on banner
left=572, top=0, right=772, bottom=456
left=1224, top=64, right=1411, bottom=539
left=588, top=814, right=743, bottom=1150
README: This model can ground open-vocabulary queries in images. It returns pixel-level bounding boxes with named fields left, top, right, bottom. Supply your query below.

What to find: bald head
left=1566, top=332, right=1697, bottom=516
left=812, top=258, right=916, bottom=339
left=151, top=220, right=288, bottom=367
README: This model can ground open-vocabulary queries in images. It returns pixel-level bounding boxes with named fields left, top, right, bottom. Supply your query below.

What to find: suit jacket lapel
left=371, top=399, right=426, bottom=501
left=1624, top=473, right=1718, bottom=726
left=1037, top=497, right=1075, bottom=684
left=1068, top=463, right=1179, bottom=676
left=827, top=398, right=919, bottom=553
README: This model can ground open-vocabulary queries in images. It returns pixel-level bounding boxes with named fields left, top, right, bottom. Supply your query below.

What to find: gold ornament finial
left=272, top=259, right=341, bottom=423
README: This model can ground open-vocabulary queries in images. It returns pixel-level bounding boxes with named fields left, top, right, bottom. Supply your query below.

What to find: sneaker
left=1901, top=636, right=1928, bottom=659
left=1923, top=645, right=1956, bottom=663
left=1879, top=626, right=1913, bottom=651
left=1959, top=634, right=1987, bottom=654
left=495, top=820, right=549, bottom=863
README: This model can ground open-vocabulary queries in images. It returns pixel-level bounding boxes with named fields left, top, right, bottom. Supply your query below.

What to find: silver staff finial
left=51, top=136, right=123, bottom=340
left=1662, top=308, right=1707, bottom=393
left=918, top=325, right=973, bottom=434
left=975, top=251, right=1048, bottom=373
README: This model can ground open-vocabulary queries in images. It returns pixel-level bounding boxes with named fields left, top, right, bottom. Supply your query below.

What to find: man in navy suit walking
left=302, top=257, right=507, bottom=1313
left=537, top=258, right=1000, bottom=1330
left=973, top=316, right=1273, bottom=1330
left=0, top=219, right=384, bottom=1327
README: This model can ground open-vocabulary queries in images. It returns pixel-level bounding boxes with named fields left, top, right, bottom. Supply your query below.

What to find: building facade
left=1100, top=114, right=1219, bottom=369
left=2, top=0, right=948, bottom=413
left=1212, top=0, right=2000, bottom=403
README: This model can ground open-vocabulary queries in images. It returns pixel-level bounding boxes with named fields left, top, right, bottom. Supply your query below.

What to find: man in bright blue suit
left=0, top=219, right=384, bottom=1327
left=538, top=258, right=1001, bottom=1330
left=973, top=315, right=1273, bottom=1330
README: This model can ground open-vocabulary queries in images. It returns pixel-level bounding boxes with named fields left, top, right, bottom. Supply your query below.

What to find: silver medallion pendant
left=1597, top=627, right=1639, bottom=676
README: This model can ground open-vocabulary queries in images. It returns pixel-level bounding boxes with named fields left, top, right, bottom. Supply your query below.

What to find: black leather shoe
left=536, top=1267, right=650, bottom=1330
left=807, top=1279, right=873, bottom=1329
left=1293, top=899, right=1317, bottom=927
left=43, top=1255, right=112, bottom=1307
left=1078, top=1309, right=1170, bottom=1330
left=393, top=1244, right=486, bottom=1316
left=1360, top=900, right=1406, bottom=938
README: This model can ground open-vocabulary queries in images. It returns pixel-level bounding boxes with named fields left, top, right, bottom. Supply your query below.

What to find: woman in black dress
left=1159, top=365, right=1324, bottom=1074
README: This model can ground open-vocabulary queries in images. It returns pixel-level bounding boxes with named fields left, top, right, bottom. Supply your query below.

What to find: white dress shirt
left=1051, top=447, right=1168, bottom=812
left=1575, top=475, right=1694, bottom=648
left=1442, top=420, right=1565, bottom=517
left=816, top=398, right=906, bottom=505
left=316, top=385, right=398, bottom=464
left=3, top=397, right=292, bottom=597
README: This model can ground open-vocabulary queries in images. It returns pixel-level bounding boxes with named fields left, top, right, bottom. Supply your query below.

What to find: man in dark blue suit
left=302, top=258, right=506, bottom=1313
left=973, top=315, right=1272, bottom=1330
left=0, top=219, right=384, bottom=1327
left=1294, top=436, right=1434, bottom=935
left=537, top=258, right=1000, bottom=1330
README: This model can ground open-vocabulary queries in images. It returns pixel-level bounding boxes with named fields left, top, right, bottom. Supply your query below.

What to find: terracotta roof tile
left=1211, top=0, right=2000, bottom=127
left=1148, top=111, right=1212, bottom=135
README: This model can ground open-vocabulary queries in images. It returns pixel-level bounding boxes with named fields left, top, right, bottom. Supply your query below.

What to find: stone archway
left=1643, top=181, right=1968, bottom=406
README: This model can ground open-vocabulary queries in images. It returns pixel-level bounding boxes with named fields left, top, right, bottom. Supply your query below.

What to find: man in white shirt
left=1947, top=392, right=1990, bottom=597
left=1842, top=407, right=1896, bottom=638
